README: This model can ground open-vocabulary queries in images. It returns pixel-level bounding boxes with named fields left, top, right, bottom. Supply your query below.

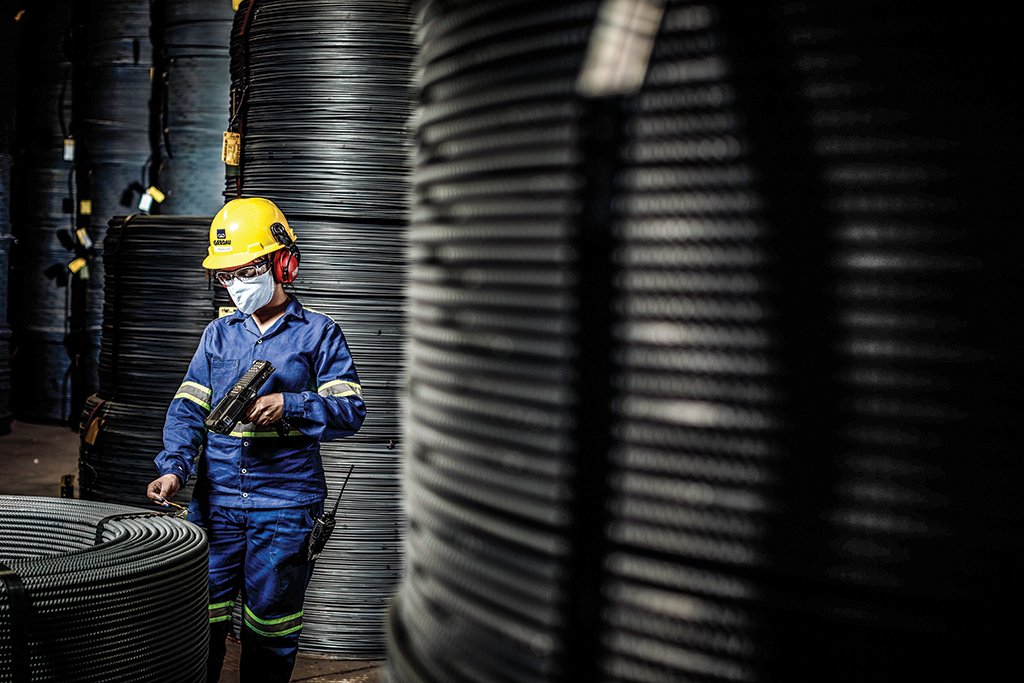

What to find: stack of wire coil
left=78, top=215, right=213, bottom=508
left=72, top=0, right=153, bottom=403
left=152, top=0, right=233, bottom=215
left=227, top=0, right=415, bottom=657
left=0, top=8, right=12, bottom=435
left=0, top=150, right=10, bottom=434
left=388, top=2, right=1024, bottom=682
left=0, top=495, right=209, bottom=682
left=391, top=3, right=594, bottom=680
left=6, top=0, right=76, bottom=423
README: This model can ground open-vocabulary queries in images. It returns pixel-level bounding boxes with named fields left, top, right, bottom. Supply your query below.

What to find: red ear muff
left=273, top=247, right=300, bottom=284
left=268, top=222, right=299, bottom=284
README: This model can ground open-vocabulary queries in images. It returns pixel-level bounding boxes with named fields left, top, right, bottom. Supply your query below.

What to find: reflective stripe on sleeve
left=173, top=381, right=213, bottom=411
left=317, top=379, right=363, bottom=399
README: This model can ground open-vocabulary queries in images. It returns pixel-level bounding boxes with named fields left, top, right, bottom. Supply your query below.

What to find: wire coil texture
left=78, top=215, right=213, bottom=507
left=0, top=495, right=209, bottom=682
left=152, top=0, right=233, bottom=215
left=227, top=0, right=416, bottom=658
left=0, top=151, right=11, bottom=433
left=6, top=0, right=76, bottom=423
left=73, top=0, right=154, bottom=403
left=388, top=2, right=1024, bottom=682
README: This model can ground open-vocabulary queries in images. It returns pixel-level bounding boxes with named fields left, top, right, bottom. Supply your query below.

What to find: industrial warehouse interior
left=1, top=1, right=1022, bottom=683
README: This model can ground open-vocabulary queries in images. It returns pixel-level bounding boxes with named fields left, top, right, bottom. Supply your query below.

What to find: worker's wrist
left=158, top=468, right=186, bottom=487
left=281, top=392, right=305, bottom=418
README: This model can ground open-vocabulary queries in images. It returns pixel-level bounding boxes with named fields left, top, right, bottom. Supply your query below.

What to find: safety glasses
left=214, top=259, right=271, bottom=286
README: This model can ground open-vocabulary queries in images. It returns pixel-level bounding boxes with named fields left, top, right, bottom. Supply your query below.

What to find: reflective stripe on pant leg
left=209, top=600, right=234, bottom=623
left=243, top=605, right=303, bottom=637
left=192, top=504, right=246, bottom=683
left=238, top=504, right=320, bottom=683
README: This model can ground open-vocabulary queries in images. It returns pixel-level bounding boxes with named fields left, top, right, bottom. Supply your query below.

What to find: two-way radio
left=306, top=464, right=355, bottom=563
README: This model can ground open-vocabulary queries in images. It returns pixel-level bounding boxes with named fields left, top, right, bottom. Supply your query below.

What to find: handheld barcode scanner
left=307, top=464, right=355, bottom=563
left=205, top=360, right=290, bottom=437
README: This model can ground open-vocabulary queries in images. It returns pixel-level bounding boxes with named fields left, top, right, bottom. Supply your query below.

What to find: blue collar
left=227, top=295, right=307, bottom=330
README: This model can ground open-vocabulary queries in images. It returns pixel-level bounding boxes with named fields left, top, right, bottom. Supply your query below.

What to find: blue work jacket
left=155, top=296, right=365, bottom=508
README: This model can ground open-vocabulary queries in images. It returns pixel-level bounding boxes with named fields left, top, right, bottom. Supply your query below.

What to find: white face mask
left=226, top=270, right=275, bottom=315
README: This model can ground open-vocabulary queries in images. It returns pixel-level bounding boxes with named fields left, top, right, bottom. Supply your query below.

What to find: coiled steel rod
left=0, top=496, right=209, bottom=683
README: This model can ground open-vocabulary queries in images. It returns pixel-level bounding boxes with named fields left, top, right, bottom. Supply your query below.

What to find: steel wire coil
left=78, top=215, right=213, bottom=505
left=154, top=0, right=233, bottom=215
left=0, top=152, right=9, bottom=431
left=0, top=154, right=10, bottom=229
left=73, top=0, right=154, bottom=404
left=7, top=0, right=76, bottom=423
left=391, top=1, right=1024, bottom=682
left=393, top=2, right=592, bottom=681
left=96, top=215, right=214, bottom=400
left=0, top=495, right=208, bottom=682
left=226, top=0, right=416, bottom=221
left=78, top=395, right=197, bottom=508
left=226, top=0, right=415, bottom=658
left=7, top=223, right=75, bottom=423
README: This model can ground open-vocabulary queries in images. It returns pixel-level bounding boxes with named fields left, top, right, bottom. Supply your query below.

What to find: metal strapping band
left=0, top=561, right=31, bottom=682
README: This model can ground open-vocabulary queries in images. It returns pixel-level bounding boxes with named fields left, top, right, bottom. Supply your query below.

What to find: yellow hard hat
left=202, top=197, right=297, bottom=270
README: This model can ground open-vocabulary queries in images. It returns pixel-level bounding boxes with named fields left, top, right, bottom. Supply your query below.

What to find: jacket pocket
left=211, top=358, right=241, bottom=401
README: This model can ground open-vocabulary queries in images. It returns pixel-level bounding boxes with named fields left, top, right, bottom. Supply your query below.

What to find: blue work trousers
left=189, top=501, right=321, bottom=683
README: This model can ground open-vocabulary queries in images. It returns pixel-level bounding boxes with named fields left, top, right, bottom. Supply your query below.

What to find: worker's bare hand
left=147, top=474, right=182, bottom=503
left=246, top=393, right=285, bottom=425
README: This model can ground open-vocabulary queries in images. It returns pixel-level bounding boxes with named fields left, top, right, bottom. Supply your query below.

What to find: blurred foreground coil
left=389, top=1, right=1024, bottom=682
left=0, top=495, right=209, bottom=682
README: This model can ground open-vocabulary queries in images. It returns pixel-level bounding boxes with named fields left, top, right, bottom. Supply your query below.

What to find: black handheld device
left=205, top=360, right=289, bottom=436
left=306, top=464, right=355, bottom=563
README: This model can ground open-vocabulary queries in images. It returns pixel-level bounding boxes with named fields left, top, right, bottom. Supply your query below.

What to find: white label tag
left=138, top=193, right=154, bottom=212
left=577, top=0, right=665, bottom=97
left=63, top=138, right=75, bottom=161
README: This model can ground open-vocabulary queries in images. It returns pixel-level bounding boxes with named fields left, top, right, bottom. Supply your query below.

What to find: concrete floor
left=0, top=419, right=385, bottom=683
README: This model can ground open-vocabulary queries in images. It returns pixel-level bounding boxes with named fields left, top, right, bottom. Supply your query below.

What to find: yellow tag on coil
left=222, top=131, right=241, bottom=166
left=146, top=186, right=166, bottom=203
left=79, top=199, right=92, bottom=216
left=232, top=0, right=242, bottom=10
left=75, top=228, right=93, bottom=248
left=84, top=417, right=104, bottom=446
left=68, top=257, right=87, bottom=274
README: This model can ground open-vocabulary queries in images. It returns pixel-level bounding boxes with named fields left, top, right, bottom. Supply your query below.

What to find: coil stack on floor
left=72, top=0, right=154, bottom=403
left=78, top=215, right=213, bottom=507
left=152, top=0, right=233, bottom=215
left=6, top=0, right=76, bottom=424
left=227, top=0, right=416, bottom=657
left=388, top=2, right=1024, bottom=682
left=0, top=495, right=209, bottom=682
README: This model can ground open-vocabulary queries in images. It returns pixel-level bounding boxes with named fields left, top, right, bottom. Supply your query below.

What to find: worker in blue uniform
left=146, top=197, right=365, bottom=683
